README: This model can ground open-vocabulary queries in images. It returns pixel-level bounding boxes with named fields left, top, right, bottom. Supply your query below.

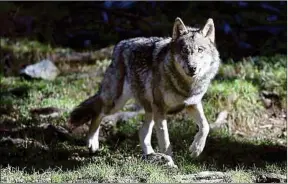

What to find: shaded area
left=0, top=123, right=87, bottom=172
left=197, top=135, right=287, bottom=169
left=108, top=127, right=287, bottom=170
left=1, top=2, right=286, bottom=78
left=0, top=1, right=286, bottom=60
left=0, top=118, right=286, bottom=173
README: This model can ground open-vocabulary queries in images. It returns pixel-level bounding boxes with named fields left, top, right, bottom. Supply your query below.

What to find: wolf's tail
left=68, top=94, right=102, bottom=130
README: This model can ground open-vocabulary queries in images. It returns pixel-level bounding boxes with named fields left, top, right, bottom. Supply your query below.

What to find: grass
left=1, top=37, right=72, bottom=57
left=2, top=159, right=178, bottom=183
left=0, top=51, right=286, bottom=182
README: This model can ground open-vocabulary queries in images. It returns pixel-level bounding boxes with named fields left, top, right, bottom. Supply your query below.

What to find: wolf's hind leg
left=186, top=102, right=210, bottom=157
left=88, top=113, right=104, bottom=153
left=88, top=80, right=132, bottom=153
left=88, top=94, right=131, bottom=153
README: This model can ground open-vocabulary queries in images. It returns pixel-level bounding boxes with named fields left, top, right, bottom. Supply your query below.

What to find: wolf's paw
left=189, top=141, right=205, bottom=158
left=142, top=153, right=178, bottom=169
left=87, top=137, right=99, bottom=153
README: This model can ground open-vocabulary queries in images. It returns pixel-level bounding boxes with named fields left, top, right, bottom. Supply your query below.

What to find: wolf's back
left=68, top=36, right=166, bottom=130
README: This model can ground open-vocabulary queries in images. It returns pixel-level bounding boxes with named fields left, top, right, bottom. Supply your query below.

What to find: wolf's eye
left=198, top=47, right=204, bottom=53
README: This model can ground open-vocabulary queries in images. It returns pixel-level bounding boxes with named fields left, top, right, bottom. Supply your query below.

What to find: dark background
left=0, top=1, right=287, bottom=60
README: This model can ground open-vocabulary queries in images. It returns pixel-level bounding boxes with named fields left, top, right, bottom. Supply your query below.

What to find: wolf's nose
left=188, top=66, right=196, bottom=76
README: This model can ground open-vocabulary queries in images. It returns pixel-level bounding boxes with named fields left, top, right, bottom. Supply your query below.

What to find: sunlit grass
left=0, top=54, right=286, bottom=183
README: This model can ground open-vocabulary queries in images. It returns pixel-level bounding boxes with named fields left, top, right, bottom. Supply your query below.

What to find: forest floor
left=0, top=40, right=287, bottom=183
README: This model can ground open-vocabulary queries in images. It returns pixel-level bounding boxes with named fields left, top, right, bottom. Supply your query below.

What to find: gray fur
left=69, top=17, right=221, bottom=165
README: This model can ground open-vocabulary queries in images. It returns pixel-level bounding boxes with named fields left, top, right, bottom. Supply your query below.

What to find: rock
left=196, top=179, right=226, bottom=183
left=174, top=171, right=230, bottom=183
left=20, top=59, right=60, bottom=80
left=196, top=171, right=226, bottom=179
left=255, top=173, right=287, bottom=183
left=142, top=152, right=178, bottom=169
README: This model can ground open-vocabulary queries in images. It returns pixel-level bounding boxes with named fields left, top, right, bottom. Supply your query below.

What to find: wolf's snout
left=187, top=65, right=196, bottom=76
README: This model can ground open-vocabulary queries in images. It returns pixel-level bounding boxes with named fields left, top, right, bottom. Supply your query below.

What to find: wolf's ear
left=172, top=17, right=188, bottom=41
left=201, top=18, right=215, bottom=43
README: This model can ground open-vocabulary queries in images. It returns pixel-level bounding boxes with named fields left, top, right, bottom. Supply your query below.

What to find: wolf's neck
left=163, top=56, right=194, bottom=97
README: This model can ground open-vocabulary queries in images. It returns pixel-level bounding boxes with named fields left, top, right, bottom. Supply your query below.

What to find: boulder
left=20, top=59, right=60, bottom=80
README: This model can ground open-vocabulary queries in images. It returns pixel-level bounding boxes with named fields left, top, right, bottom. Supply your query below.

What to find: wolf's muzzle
left=187, top=65, right=196, bottom=76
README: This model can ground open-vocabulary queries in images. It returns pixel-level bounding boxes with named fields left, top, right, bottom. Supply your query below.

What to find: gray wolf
left=68, top=17, right=220, bottom=166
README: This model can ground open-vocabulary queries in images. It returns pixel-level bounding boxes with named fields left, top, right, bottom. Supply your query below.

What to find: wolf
left=68, top=17, right=220, bottom=166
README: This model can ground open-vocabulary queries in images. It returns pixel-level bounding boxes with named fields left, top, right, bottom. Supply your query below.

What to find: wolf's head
left=170, top=17, right=220, bottom=78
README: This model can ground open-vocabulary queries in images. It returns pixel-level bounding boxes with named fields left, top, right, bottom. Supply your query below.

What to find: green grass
left=1, top=37, right=72, bottom=56
left=2, top=158, right=179, bottom=183
left=0, top=54, right=286, bottom=183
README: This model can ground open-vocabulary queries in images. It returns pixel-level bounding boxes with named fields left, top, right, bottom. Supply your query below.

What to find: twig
left=210, top=110, right=229, bottom=130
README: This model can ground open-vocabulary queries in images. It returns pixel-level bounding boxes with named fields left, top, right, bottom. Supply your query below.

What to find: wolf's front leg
left=154, top=113, right=172, bottom=156
left=186, top=102, right=210, bottom=157
left=139, top=112, right=155, bottom=155
left=153, top=110, right=177, bottom=168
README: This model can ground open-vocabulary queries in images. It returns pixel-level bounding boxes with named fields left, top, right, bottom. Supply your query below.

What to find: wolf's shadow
left=0, top=120, right=286, bottom=173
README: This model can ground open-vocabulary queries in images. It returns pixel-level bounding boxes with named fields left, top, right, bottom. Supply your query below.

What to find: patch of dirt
left=227, top=90, right=287, bottom=146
